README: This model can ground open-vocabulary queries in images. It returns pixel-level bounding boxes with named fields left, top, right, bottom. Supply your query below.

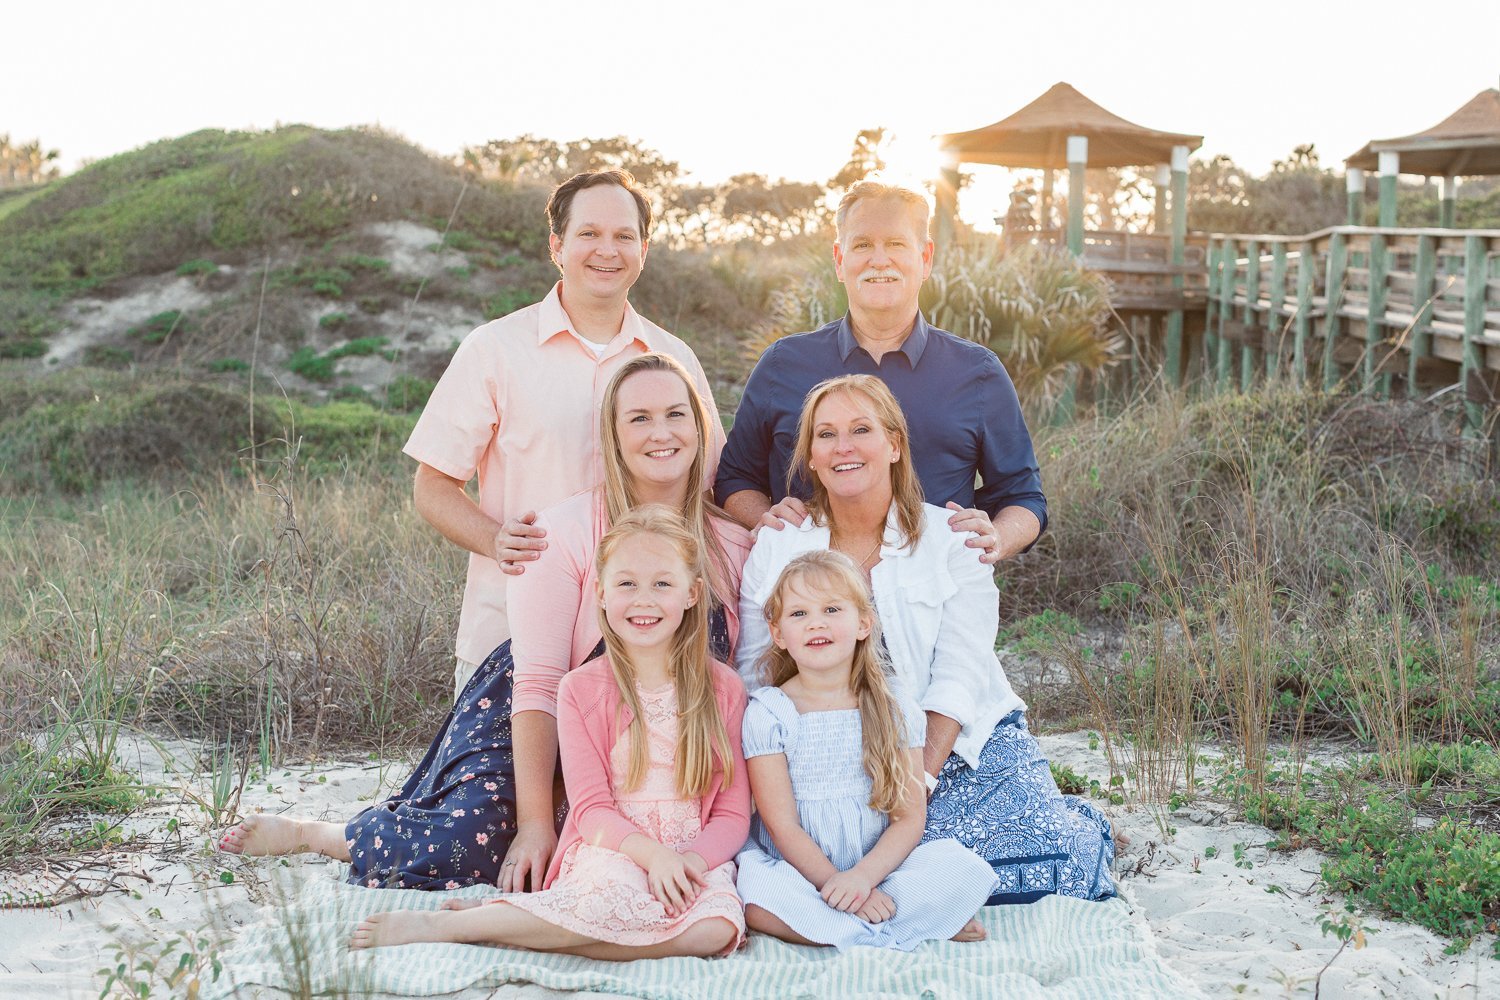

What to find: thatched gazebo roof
left=936, top=82, right=1202, bottom=169
left=1345, top=88, right=1500, bottom=176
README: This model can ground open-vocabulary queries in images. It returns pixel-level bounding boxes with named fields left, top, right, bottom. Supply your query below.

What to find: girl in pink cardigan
left=352, top=505, right=750, bottom=958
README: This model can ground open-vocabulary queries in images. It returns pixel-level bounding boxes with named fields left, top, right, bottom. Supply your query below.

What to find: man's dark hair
left=546, top=169, right=653, bottom=240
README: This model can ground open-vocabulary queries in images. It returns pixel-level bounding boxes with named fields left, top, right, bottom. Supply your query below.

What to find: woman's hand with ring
left=499, top=821, right=556, bottom=892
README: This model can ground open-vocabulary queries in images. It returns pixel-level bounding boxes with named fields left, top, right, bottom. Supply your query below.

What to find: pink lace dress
left=498, top=682, right=745, bottom=949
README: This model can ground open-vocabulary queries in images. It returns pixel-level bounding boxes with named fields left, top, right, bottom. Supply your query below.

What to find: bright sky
left=9, top=0, right=1499, bottom=226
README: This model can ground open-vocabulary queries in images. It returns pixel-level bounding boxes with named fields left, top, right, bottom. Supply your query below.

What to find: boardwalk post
left=1154, top=164, right=1170, bottom=234
left=1440, top=176, right=1458, bottom=229
left=1204, top=239, right=1221, bottom=377
left=1243, top=239, right=1261, bottom=391
left=934, top=153, right=960, bottom=254
left=1066, top=136, right=1087, bottom=255
left=1293, top=239, right=1313, bottom=383
left=1268, top=243, right=1288, bottom=379
left=1217, top=237, right=1237, bottom=388
left=1323, top=232, right=1348, bottom=389
left=1346, top=168, right=1365, bottom=226
left=1408, top=234, right=1437, bottom=392
left=1378, top=152, right=1399, bottom=228
left=1165, top=145, right=1189, bottom=385
left=1462, top=235, right=1487, bottom=436
left=1367, top=233, right=1390, bottom=396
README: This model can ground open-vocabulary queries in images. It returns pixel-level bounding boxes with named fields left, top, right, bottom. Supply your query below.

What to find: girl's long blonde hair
left=599, top=352, right=738, bottom=614
left=788, top=374, right=925, bottom=552
left=595, top=505, right=735, bottom=797
left=761, top=551, right=912, bottom=814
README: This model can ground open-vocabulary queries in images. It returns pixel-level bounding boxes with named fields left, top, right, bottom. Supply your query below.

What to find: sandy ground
left=2, top=732, right=1492, bottom=999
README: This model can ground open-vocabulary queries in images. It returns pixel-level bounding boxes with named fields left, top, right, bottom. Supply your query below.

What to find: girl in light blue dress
left=736, top=551, right=996, bottom=951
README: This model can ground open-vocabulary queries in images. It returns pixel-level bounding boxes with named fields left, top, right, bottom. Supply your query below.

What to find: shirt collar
left=835, top=312, right=932, bottom=366
left=795, top=504, right=918, bottom=558
left=536, top=281, right=652, bottom=352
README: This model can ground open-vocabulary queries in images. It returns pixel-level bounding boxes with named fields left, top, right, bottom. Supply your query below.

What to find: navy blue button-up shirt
left=714, top=314, right=1047, bottom=533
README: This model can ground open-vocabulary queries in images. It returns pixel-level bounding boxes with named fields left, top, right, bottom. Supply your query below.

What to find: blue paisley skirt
left=922, top=711, right=1117, bottom=906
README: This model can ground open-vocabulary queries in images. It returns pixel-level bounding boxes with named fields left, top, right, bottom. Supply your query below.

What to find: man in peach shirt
left=404, top=170, right=722, bottom=698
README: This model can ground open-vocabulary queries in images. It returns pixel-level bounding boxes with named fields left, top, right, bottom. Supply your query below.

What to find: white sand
left=2, top=732, right=1491, bottom=999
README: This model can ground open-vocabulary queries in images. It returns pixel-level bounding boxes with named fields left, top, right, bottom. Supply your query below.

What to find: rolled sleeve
left=714, top=349, right=778, bottom=505
left=972, top=359, right=1048, bottom=538
left=919, top=534, right=1003, bottom=730
left=733, top=537, right=777, bottom=690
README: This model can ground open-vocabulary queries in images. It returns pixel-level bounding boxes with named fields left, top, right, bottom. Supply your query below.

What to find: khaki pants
left=453, top=657, right=481, bottom=703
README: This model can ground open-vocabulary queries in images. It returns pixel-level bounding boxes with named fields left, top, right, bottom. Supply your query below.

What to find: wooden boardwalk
left=1205, top=227, right=1500, bottom=434
left=1032, top=226, right=1499, bottom=440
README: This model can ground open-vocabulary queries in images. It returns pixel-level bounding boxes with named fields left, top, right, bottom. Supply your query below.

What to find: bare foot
left=1114, top=828, right=1132, bottom=851
left=951, top=917, right=987, bottom=943
left=439, top=898, right=484, bottom=911
left=218, top=814, right=309, bottom=856
left=349, top=910, right=448, bottom=950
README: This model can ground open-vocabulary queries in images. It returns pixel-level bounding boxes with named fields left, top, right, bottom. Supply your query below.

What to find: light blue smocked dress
left=735, top=686, right=997, bottom=951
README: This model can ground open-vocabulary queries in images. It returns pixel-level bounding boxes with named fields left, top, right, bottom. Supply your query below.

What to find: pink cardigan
left=545, top=656, right=751, bottom=888
left=509, top=489, right=753, bottom=716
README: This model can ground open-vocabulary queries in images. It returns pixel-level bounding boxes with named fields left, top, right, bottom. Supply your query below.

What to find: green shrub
left=127, top=309, right=187, bottom=344
left=287, top=346, right=334, bottom=382
left=83, top=345, right=134, bottom=367
left=175, top=258, right=218, bottom=276
left=208, top=358, right=249, bottom=373
left=383, top=373, right=435, bottom=412
left=0, top=337, right=46, bottom=359
left=318, top=311, right=350, bottom=329
left=339, top=254, right=391, bottom=272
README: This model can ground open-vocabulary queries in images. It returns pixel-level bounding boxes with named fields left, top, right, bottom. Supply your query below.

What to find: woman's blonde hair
left=761, top=551, right=912, bottom=814
left=600, top=352, right=737, bottom=611
left=595, top=505, right=734, bottom=797
left=788, top=374, right=925, bottom=551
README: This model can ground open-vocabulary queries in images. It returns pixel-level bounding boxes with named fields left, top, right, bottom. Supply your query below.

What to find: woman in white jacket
left=736, top=374, right=1116, bottom=906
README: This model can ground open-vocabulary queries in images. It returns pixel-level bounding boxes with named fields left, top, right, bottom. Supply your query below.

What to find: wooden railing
left=1033, top=229, right=1211, bottom=310
left=1205, top=227, right=1500, bottom=434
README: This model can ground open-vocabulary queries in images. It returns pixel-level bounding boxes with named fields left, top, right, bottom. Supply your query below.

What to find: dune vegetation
left=0, top=125, right=1495, bottom=956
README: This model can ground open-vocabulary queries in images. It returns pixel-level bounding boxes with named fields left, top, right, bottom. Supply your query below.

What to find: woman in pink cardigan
left=219, top=354, right=751, bottom=893
left=352, top=505, right=749, bottom=957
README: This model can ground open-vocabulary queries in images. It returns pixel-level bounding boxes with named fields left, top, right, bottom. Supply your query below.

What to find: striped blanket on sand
left=208, top=871, right=1201, bottom=999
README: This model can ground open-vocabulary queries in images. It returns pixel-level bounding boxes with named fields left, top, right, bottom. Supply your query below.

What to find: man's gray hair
left=834, top=181, right=932, bottom=244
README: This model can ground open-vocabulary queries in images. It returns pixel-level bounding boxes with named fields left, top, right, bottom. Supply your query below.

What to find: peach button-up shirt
left=403, top=282, right=723, bottom=665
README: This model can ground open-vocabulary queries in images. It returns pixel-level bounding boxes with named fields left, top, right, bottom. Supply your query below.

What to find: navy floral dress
left=345, top=608, right=731, bottom=890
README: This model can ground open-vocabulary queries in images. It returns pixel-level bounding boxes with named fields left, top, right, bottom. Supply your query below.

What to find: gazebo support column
left=1378, top=152, right=1399, bottom=227
left=1440, top=176, right=1458, bottom=228
left=1165, top=145, right=1189, bottom=385
left=1040, top=169, right=1055, bottom=233
left=1345, top=168, right=1365, bottom=226
left=1066, top=136, right=1087, bottom=255
left=935, top=155, right=960, bottom=254
left=1153, top=164, right=1170, bottom=234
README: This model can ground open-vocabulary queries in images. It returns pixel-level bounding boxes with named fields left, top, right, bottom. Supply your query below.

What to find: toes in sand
left=217, top=814, right=306, bottom=856
left=350, top=910, right=444, bottom=950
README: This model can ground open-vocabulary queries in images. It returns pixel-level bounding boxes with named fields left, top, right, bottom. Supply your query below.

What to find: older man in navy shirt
left=715, top=180, right=1045, bottom=561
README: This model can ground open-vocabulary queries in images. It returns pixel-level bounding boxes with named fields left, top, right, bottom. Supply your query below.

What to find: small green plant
left=127, top=310, right=187, bottom=344
left=84, top=344, right=134, bottom=367
left=208, top=357, right=250, bottom=373
left=0, top=337, right=48, bottom=358
left=175, top=258, right=218, bottom=276
left=287, top=336, right=389, bottom=382
left=339, top=254, right=390, bottom=272
left=97, top=927, right=224, bottom=999
left=317, top=311, right=350, bottom=330
left=1050, top=762, right=1089, bottom=795
left=383, top=374, right=434, bottom=412
left=1313, top=905, right=1371, bottom=999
